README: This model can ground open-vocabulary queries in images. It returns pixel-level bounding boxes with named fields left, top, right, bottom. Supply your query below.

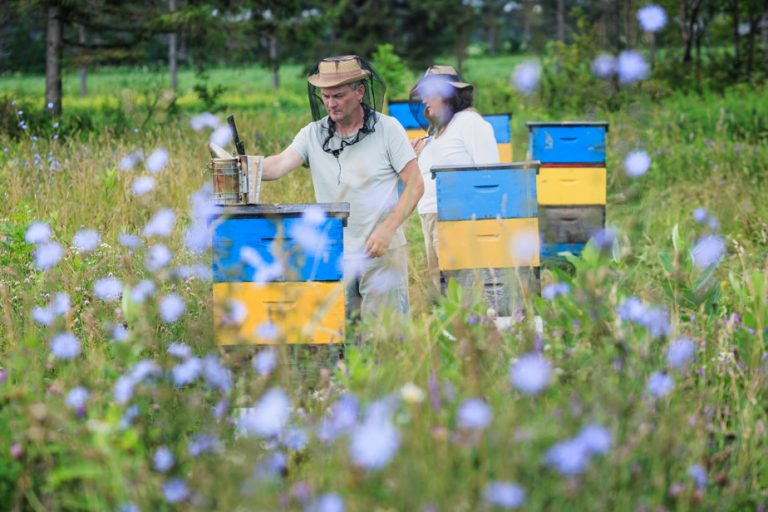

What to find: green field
left=1, top=55, right=767, bottom=510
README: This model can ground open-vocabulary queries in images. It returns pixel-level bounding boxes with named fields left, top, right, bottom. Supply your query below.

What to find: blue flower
left=692, top=234, right=725, bottom=268
left=316, top=394, right=359, bottom=443
left=637, top=4, right=667, bottom=32
left=252, top=349, right=277, bottom=375
left=253, top=452, right=287, bottom=482
left=349, top=414, right=400, bottom=470
left=145, top=148, right=169, bottom=174
left=688, top=463, right=707, bottom=489
left=209, top=125, right=232, bottom=148
left=190, top=112, right=220, bottom=131
left=172, top=357, right=202, bottom=387
left=145, top=244, right=172, bottom=272
left=34, top=242, right=63, bottom=270
left=72, top=229, right=100, bottom=252
left=617, top=50, right=649, bottom=84
left=304, top=493, right=345, bottom=512
left=576, top=424, right=612, bottom=455
left=119, top=150, right=143, bottom=171
left=167, top=342, right=192, bottom=359
left=457, top=398, right=493, bottom=430
left=483, top=481, right=526, bottom=509
left=202, top=354, right=231, bottom=392
left=624, top=150, right=651, bottom=177
left=130, top=280, right=155, bottom=303
left=162, top=478, right=188, bottom=503
left=640, top=307, right=671, bottom=339
left=545, top=438, right=590, bottom=476
left=238, top=387, right=291, bottom=438
left=93, top=277, right=123, bottom=301
left=159, top=294, right=185, bottom=323
left=118, top=233, right=141, bottom=249
left=693, top=207, right=708, bottom=223
left=50, top=332, right=81, bottom=360
left=511, top=61, right=541, bottom=95
left=647, top=371, right=674, bottom=397
left=281, top=427, right=309, bottom=451
left=542, top=282, right=570, bottom=300
left=667, top=337, right=696, bottom=369
left=592, top=54, right=616, bottom=79
left=617, top=296, right=646, bottom=322
left=143, top=209, right=176, bottom=238
left=188, top=433, right=218, bottom=456
left=65, top=387, right=89, bottom=410
left=117, top=502, right=140, bottom=512
left=509, top=354, right=551, bottom=395
left=114, top=375, right=135, bottom=405
left=32, top=306, right=55, bottom=326
left=153, top=446, right=174, bottom=473
left=25, top=222, right=51, bottom=244
left=131, top=176, right=155, bottom=196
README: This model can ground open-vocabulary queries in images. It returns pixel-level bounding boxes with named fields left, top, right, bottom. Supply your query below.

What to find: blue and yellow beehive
left=211, top=203, right=349, bottom=345
left=431, top=162, right=541, bottom=314
left=388, top=101, right=513, bottom=163
left=526, top=122, right=608, bottom=260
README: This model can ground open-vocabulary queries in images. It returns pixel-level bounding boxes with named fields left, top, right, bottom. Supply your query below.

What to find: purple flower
left=688, top=463, right=707, bottom=489
left=209, top=125, right=233, bottom=147
left=118, top=233, right=141, bottom=249
left=640, top=307, right=671, bottom=339
left=457, top=398, right=493, bottom=430
left=184, top=221, right=211, bottom=254
left=25, top=222, right=51, bottom=244
left=281, top=427, right=309, bottom=451
left=50, top=332, right=81, bottom=360
left=72, top=229, right=99, bottom=252
left=167, top=341, right=192, bottom=359
left=145, top=244, right=173, bottom=272
left=304, top=493, right=345, bottom=512
left=114, top=376, right=135, bottom=405
left=131, top=279, right=156, bottom=303
left=617, top=50, right=649, bottom=84
left=256, top=322, right=280, bottom=341
left=146, top=148, right=169, bottom=174
left=592, top=54, right=616, bottom=78
left=93, top=277, right=123, bottom=301
left=117, top=502, right=139, bottom=512
left=132, top=176, right=155, bottom=196
left=667, top=337, right=696, bottom=369
left=591, top=227, right=618, bottom=251
left=647, top=371, right=674, bottom=397
left=65, top=387, right=88, bottom=410
left=159, top=294, right=185, bottom=323
left=254, top=452, right=287, bottom=482
left=349, top=414, right=400, bottom=470
left=202, top=354, right=232, bottom=392
left=162, top=478, right=188, bottom=503
left=111, top=323, right=128, bottom=342
left=509, top=354, right=551, bottom=395
left=153, top=446, right=174, bottom=473
left=188, top=433, right=218, bottom=456
left=172, top=357, right=202, bottom=387
left=316, top=394, right=359, bottom=443
left=34, top=242, right=63, bottom=270
left=238, top=387, right=292, bottom=438
left=692, top=234, right=725, bottom=268
left=253, top=349, right=277, bottom=375
left=143, top=209, right=176, bottom=238
left=617, top=296, right=646, bottom=322
left=119, top=150, right=143, bottom=171
left=542, top=282, right=571, bottom=300
left=637, top=4, right=667, bottom=32
left=32, top=306, right=55, bottom=326
left=693, top=207, right=708, bottom=223
left=483, top=481, right=526, bottom=509
left=545, top=438, right=590, bottom=476
left=576, top=424, right=612, bottom=455
left=511, top=61, right=541, bottom=95
left=624, top=150, right=651, bottom=177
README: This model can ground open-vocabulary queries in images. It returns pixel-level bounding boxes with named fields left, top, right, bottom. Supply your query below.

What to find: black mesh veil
left=408, top=69, right=473, bottom=134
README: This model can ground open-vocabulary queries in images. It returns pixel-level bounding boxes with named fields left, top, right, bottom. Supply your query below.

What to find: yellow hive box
left=213, top=281, right=345, bottom=345
left=437, top=217, right=540, bottom=270
left=536, top=167, right=606, bottom=206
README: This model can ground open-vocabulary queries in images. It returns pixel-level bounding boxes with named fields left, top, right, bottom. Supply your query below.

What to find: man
left=259, top=55, right=423, bottom=321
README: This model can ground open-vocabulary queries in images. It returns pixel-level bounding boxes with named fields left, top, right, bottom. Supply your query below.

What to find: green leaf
left=49, top=462, right=104, bottom=488
left=671, top=224, right=680, bottom=252
left=659, top=252, right=674, bottom=274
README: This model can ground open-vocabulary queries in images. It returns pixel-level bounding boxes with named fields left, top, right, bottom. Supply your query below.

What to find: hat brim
left=308, top=70, right=371, bottom=88
left=449, top=81, right=473, bottom=89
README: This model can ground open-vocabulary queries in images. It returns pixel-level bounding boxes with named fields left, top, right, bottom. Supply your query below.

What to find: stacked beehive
left=526, top=122, right=608, bottom=261
left=431, top=162, right=540, bottom=315
left=211, top=203, right=349, bottom=346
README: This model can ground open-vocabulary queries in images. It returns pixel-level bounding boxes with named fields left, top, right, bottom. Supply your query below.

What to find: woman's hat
left=307, top=55, right=372, bottom=88
left=421, top=65, right=473, bottom=89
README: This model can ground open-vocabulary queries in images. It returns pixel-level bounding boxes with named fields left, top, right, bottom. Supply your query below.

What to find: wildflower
left=131, top=360, right=161, bottom=382
left=591, top=227, right=618, bottom=252
left=153, top=446, right=174, bottom=473
left=159, top=294, right=185, bottom=323
left=221, top=299, right=247, bottom=326
left=303, top=205, right=326, bottom=226
left=624, top=150, right=651, bottom=177
left=693, top=207, right=708, bottom=223
left=238, top=387, right=292, bottom=438
left=637, top=4, right=667, bottom=32
left=647, top=371, right=674, bottom=397
left=640, top=307, right=671, bottom=339
left=188, top=433, right=218, bottom=456
left=93, top=277, right=123, bottom=301
left=511, top=61, right=541, bottom=95
left=289, top=221, right=329, bottom=254
left=508, top=229, right=539, bottom=264
left=545, top=438, right=590, bottom=476
left=252, top=349, right=277, bottom=375
left=47, top=102, right=54, bottom=110
left=118, top=233, right=141, bottom=249
left=457, top=398, right=493, bottom=430
left=341, top=248, right=371, bottom=280
left=509, top=354, right=551, bottom=395
left=483, top=482, right=526, bottom=509
left=10, top=442, right=22, bottom=460
left=317, top=394, right=359, bottom=443
left=367, top=268, right=400, bottom=294
left=112, top=324, right=128, bottom=342
left=688, top=463, right=707, bottom=489
left=72, top=228, right=100, bottom=252
left=349, top=414, right=400, bottom=470
left=202, top=354, right=232, bottom=392
left=132, top=176, right=155, bottom=196
left=184, top=221, right=211, bottom=254
left=692, top=234, right=725, bottom=268
left=617, top=296, right=646, bottom=323
left=667, top=337, right=696, bottom=369
left=172, top=357, right=202, bottom=387
left=34, top=242, right=63, bottom=270
left=131, top=279, right=156, bottom=303
left=190, top=112, right=219, bottom=131
left=213, top=399, right=229, bottom=420
left=401, top=382, right=425, bottom=404
left=256, top=321, right=280, bottom=341
left=145, top=244, right=172, bottom=272
left=617, top=50, right=649, bottom=84
left=143, top=209, right=176, bottom=238
left=210, top=125, right=233, bottom=148
left=32, top=306, right=55, bottom=325
left=167, top=341, right=192, bottom=359
left=118, top=502, right=139, bottom=512
left=253, top=452, right=287, bottom=481
left=119, top=405, right=139, bottom=429
left=592, top=54, right=616, bottom=78
left=50, top=332, right=81, bottom=360
left=114, top=375, right=135, bottom=405
left=25, top=222, right=51, bottom=244
left=415, top=74, right=455, bottom=99
left=542, top=282, right=570, bottom=300
left=305, top=493, right=344, bottom=512
left=146, top=148, right=169, bottom=174
left=65, top=387, right=88, bottom=410
left=576, top=424, right=612, bottom=455
left=162, top=478, right=189, bottom=503
left=119, top=150, right=143, bottom=171
left=281, top=427, right=309, bottom=451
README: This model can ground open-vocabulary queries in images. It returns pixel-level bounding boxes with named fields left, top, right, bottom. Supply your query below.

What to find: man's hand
left=365, top=222, right=396, bottom=258
left=411, top=137, right=427, bottom=157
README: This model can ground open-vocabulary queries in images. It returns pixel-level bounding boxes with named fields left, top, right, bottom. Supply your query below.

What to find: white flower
left=132, top=176, right=155, bottom=196
left=509, top=354, right=551, bottom=395
left=511, top=61, right=541, bottom=95
left=143, top=209, right=176, bottom=238
left=72, top=228, right=100, bottom=252
left=159, top=294, right=185, bottom=323
left=25, top=222, right=51, bottom=244
left=93, top=277, right=123, bottom=301
left=637, top=4, right=667, bottom=32
left=238, top=387, right=292, bottom=438
left=617, top=50, right=649, bottom=84
left=209, top=125, right=233, bottom=148
left=146, top=148, right=169, bottom=174
left=624, top=150, right=651, bottom=177
left=400, top=382, right=425, bottom=404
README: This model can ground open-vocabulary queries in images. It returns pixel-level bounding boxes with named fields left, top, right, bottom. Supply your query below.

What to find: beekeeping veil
left=307, top=55, right=386, bottom=156
left=408, top=64, right=474, bottom=134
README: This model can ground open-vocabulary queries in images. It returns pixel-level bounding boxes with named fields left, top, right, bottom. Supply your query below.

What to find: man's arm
left=261, top=147, right=305, bottom=181
left=364, top=158, right=424, bottom=258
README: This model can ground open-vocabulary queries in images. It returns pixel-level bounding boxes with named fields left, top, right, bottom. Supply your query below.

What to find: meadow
left=1, top=54, right=767, bottom=510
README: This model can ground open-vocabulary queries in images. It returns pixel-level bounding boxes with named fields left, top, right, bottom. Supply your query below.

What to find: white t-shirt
left=417, top=110, right=500, bottom=214
left=289, top=112, right=416, bottom=253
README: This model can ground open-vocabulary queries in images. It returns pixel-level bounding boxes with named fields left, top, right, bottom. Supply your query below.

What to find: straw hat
left=422, top=64, right=472, bottom=89
left=308, top=55, right=372, bottom=88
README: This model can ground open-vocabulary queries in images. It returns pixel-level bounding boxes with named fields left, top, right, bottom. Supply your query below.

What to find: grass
left=0, top=55, right=767, bottom=510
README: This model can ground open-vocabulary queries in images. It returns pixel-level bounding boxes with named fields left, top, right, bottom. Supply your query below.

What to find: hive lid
left=211, top=202, right=351, bottom=226
left=431, top=161, right=540, bottom=179
left=526, top=121, right=609, bottom=131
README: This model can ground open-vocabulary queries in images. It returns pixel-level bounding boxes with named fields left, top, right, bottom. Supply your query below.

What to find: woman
left=410, top=65, right=500, bottom=295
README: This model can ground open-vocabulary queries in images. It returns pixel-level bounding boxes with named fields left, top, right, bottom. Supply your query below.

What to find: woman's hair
left=428, top=86, right=475, bottom=135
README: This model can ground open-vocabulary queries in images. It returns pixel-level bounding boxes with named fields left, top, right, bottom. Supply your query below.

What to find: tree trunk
left=731, top=0, right=741, bottom=80
left=46, top=4, right=63, bottom=116
left=522, top=0, right=532, bottom=50
left=487, top=20, right=497, bottom=53
left=269, top=35, right=279, bottom=89
left=169, top=0, right=178, bottom=91
left=745, top=14, right=758, bottom=78
left=681, top=0, right=704, bottom=64
left=78, top=25, right=87, bottom=97
left=762, top=11, right=768, bottom=69
left=556, top=0, right=566, bottom=41
left=614, top=0, right=622, bottom=50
